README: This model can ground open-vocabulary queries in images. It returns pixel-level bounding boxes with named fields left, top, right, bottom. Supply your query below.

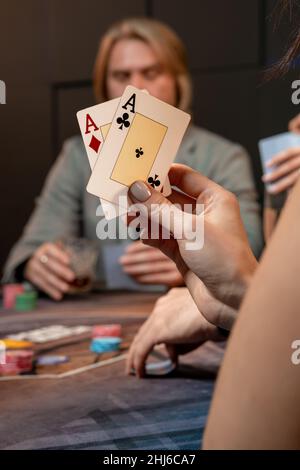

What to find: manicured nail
left=129, top=181, right=151, bottom=202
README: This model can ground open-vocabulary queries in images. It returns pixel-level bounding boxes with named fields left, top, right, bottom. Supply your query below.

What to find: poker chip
left=0, top=363, right=20, bottom=376
left=36, top=355, right=69, bottom=366
left=145, top=359, right=176, bottom=376
left=8, top=325, right=91, bottom=343
left=0, top=350, right=34, bottom=376
left=15, top=291, right=37, bottom=312
left=1, top=339, right=33, bottom=350
left=90, top=337, right=121, bottom=354
left=2, top=284, right=24, bottom=309
left=92, top=324, right=122, bottom=338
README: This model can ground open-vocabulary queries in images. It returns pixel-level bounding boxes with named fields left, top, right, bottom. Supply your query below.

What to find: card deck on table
left=77, top=95, right=172, bottom=220
left=86, top=86, right=191, bottom=209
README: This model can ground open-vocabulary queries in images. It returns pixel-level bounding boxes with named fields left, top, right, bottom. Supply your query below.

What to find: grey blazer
left=2, top=125, right=263, bottom=285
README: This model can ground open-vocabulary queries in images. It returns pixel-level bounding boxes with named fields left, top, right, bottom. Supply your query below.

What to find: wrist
left=224, top=253, right=257, bottom=309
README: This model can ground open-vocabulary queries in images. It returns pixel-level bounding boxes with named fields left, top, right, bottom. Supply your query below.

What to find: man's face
left=106, top=38, right=177, bottom=106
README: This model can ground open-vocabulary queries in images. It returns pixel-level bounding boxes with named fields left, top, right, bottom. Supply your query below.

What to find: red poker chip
left=92, top=324, right=122, bottom=338
left=4, top=350, right=33, bottom=373
left=3, top=284, right=25, bottom=309
left=0, top=363, right=21, bottom=376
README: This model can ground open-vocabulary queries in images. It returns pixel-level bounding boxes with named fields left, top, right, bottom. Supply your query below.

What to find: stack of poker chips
left=2, top=283, right=37, bottom=311
left=0, top=339, right=34, bottom=376
left=90, top=324, right=122, bottom=354
left=15, top=291, right=38, bottom=312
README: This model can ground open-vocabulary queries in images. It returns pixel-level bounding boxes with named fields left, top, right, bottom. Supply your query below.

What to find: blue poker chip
left=90, top=337, right=121, bottom=354
left=36, top=355, right=69, bottom=366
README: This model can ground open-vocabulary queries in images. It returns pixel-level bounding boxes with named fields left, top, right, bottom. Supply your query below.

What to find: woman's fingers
left=168, top=188, right=196, bottom=207
left=263, top=155, right=300, bottom=182
left=168, top=163, right=220, bottom=198
left=128, top=180, right=189, bottom=239
left=268, top=169, right=300, bottom=194
left=266, top=147, right=300, bottom=167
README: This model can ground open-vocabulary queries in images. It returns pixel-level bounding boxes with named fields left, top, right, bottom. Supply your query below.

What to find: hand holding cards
left=83, top=86, right=190, bottom=212
left=259, top=132, right=300, bottom=192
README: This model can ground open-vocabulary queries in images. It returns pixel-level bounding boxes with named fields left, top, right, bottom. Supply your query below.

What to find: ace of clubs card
left=86, top=86, right=190, bottom=209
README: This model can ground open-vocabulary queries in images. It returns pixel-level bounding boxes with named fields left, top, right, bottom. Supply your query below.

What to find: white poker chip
left=36, top=355, right=69, bottom=366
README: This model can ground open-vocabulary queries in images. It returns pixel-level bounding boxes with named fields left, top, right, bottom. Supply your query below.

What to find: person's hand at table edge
left=126, top=287, right=227, bottom=378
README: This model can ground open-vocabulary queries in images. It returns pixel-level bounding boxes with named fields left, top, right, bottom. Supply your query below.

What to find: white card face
left=77, top=97, right=119, bottom=169
left=77, top=98, right=128, bottom=220
left=86, top=86, right=190, bottom=208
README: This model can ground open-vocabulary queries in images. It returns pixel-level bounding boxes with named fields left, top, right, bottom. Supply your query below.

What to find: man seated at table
left=2, top=17, right=263, bottom=300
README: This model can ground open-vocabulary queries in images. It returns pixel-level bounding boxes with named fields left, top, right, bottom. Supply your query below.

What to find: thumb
left=128, top=180, right=187, bottom=238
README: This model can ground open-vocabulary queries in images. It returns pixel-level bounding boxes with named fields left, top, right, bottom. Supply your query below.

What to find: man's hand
left=24, top=242, right=75, bottom=300
left=119, top=240, right=183, bottom=286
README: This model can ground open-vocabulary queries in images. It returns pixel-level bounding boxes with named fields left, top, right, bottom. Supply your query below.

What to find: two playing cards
left=77, top=86, right=191, bottom=218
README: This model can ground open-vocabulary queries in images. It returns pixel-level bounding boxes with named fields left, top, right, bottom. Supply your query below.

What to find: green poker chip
left=15, top=291, right=37, bottom=312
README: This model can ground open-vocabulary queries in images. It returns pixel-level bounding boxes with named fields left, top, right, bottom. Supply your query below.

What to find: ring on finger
left=40, top=254, right=49, bottom=265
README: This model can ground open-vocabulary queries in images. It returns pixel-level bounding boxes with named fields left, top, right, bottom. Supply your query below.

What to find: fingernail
left=129, top=181, right=151, bottom=202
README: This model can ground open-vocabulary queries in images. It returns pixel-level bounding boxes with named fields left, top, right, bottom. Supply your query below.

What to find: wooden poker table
left=0, top=291, right=224, bottom=450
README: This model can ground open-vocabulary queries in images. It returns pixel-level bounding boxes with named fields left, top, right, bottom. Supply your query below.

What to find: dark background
left=0, top=0, right=299, bottom=274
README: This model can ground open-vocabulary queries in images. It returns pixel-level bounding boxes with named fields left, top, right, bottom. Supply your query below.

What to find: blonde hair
left=93, top=17, right=192, bottom=112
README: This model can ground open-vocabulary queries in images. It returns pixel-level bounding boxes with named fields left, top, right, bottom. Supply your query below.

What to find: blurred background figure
left=263, top=114, right=300, bottom=241
left=2, top=17, right=262, bottom=300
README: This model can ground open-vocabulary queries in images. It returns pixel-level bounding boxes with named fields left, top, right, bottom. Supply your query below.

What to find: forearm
left=184, top=271, right=240, bottom=330
left=203, top=178, right=300, bottom=449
